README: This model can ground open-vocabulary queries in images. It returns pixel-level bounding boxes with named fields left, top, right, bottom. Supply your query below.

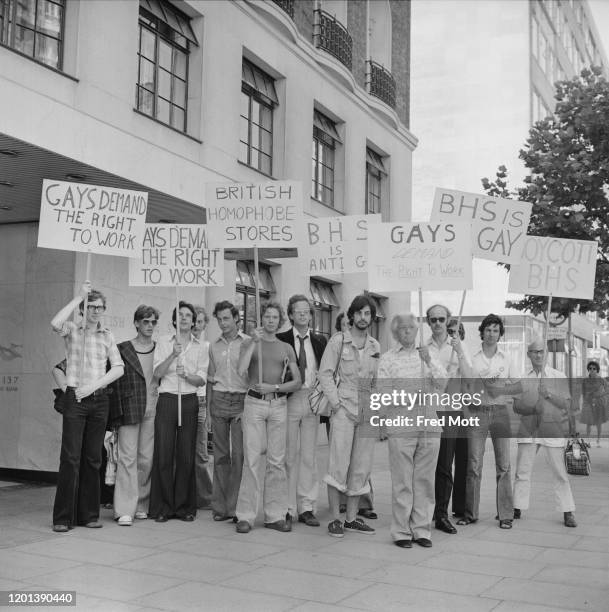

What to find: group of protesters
left=50, top=284, right=589, bottom=548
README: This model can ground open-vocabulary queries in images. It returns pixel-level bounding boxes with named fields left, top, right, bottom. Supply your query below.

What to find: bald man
left=512, top=338, right=577, bottom=528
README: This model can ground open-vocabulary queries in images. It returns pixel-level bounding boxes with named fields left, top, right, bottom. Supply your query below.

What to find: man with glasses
left=512, top=337, right=577, bottom=528
left=425, top=305, right=472, bottom=535
left=112, top=305, right=160, bottom=526
left=51, top=282, right=124, bottom=532
left=277, top=295, right=327, bottom=527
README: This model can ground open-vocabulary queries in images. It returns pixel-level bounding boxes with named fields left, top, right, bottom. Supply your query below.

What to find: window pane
left=159, top=39, right=172, bottom=70
left=259, top=152, right=272, bottom=175
left=14, top=26, right=35, bottom=56
left=172, top=76, right=186, bottom=106
left=37, top=0, right=62, bottom=37
left=16, top=0, right=36, bottom=28
left=140, top=27, right=156, bottom=60
left=174, top=49, right=187, bottom=80
left=239, top=141, right=249, bottom=164
left=157, top=97, right=170, bottom=124
left=251, top=123, right=260, bottom=152
left=139, top=57, right=155, bottom=89
left=260, top=129, right=272, bottom=155
left=240, top=115, right=250, bottom=144
left=240, top=92, right=250, bottom=119
left=137, top=86, right=154, bottom=116
left=250, top=148, right=259, bottom=170
left=35, top=33, right=59, bottom=67
left=158, top=68, right=171, bottom=100
left=171, top=105, right=185, bottom=130
left=259, top=104, right=272, bottom=131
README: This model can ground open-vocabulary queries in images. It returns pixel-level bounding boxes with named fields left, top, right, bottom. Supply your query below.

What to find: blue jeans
left=53, top=388, right=109, bottom=526
left=210, top=391, right=245, bottom=517
left=464, top=406, right=513, bottom=521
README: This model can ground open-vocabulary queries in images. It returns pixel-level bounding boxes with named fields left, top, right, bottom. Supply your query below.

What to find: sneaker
left=134, top=511, right=148, bottom=520
left=344, top=517, right=375, bottom=535
left=118, top=515, right=133, bottom=526
left=328, top=519, right=344, bottom=538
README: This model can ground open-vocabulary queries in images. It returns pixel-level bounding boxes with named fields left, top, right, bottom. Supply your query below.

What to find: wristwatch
left=275, top=384, right=280, bottom=392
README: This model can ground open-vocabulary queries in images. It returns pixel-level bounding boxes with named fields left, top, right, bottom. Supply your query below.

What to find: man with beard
left=319, top=294, right=380, bottom=538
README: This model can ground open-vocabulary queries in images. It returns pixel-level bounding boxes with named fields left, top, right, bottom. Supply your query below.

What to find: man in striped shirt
left=51, top=282, right=124, bottom=533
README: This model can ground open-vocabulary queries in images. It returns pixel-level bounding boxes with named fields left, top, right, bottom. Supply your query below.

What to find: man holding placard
left=51, top=283, right=124, bottom=532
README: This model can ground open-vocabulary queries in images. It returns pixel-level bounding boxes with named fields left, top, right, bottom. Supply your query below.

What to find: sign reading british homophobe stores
left=204, top=181, right=303, bottom=248
left=431, top=187, right=532, bottom=264
left=38, top=179, right=148, bottom=258
left=508, top=235, right=597, bottom=299
left=367, top=222, right=473, bottom=292
left=129, top=224, right=224, bottom=287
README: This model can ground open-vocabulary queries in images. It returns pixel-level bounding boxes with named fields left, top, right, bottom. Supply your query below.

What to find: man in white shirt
left=277, top=295, right=327, bottom=527
left=425, top=305, right=472, bottom=535
left=513, top=337, right=577, bottom=528
left=457, top=314, right=519, bottom=529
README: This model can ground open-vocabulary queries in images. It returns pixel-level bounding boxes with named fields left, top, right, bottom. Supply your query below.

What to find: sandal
left=499, top=519, right=513, bottom=529
left=456, top=517, right=476, bottom=525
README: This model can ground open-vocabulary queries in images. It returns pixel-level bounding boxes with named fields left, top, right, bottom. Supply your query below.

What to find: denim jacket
left=318, top=330, right=380, bottom=418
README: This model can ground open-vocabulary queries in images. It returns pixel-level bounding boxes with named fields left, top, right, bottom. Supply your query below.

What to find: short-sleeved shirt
left=53, top=321, right=122, bottom=387
left=471, top=345, right=516, bottom=406
left=154, top=333, right=208, bottom=394
left=209, top=332, right=249, bottom=393
left=246, top=338, right=296, bottom=385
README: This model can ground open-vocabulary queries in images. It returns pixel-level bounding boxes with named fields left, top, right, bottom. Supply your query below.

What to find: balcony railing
left=366, top=59, right=396, bottom=109
left=313, top=9, right=352, bottom=71
left=270, top=0, right=294, bottom=19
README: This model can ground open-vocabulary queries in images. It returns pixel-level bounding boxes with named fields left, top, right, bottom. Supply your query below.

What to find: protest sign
left=431, top=188, right=532, bottom=264
left=508, top=235, right=597, bottom=299
left=129, top=224, right=224, bottom=287
left=299, top=214, right=381, bottom=274
left=205, top=181, right=303, bottom=248
left=368, top=222, right=473, bottom=292
left=38, top=179, right=148, bottom=258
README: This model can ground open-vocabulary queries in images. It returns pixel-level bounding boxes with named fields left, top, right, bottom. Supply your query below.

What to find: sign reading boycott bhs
left=368, top=222, right=473, bottom=292
left=205, top=181, right=303, bottom=248
left=129, top=224, right=224, bottom=287
left=300, top=214, right=381, bottom=274
left=508, top=236, right=597, bottom=299
left=38, top=179, right=147, bottom=258
left=431, top=188, right=532, bottom=264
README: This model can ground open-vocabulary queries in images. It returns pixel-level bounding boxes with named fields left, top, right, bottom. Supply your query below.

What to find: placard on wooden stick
left=38, top=179, right=148, bottom=258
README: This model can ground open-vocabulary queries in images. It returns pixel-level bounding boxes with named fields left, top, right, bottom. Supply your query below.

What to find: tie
left=298, top=335, right=307, bottom=385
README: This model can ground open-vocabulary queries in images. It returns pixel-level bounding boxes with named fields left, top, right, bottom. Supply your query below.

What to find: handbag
left=564, top=435, right=591, bottom=476
left=309, top=333, right=344, bottom=417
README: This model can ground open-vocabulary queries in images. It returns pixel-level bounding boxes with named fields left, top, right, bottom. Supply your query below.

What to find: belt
left=215, top=390, right=246, bottom=396
left=247, top=389, right=287, bottom=400
left=67, top=386, right=107, bottom=397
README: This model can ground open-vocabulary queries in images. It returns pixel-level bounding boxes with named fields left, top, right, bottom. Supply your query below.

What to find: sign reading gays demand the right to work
left=205, top=181, right=303, bottom=249
left=367, top=222, right=473, bottom=292
left=431, top=188, right=532, bottom=264
left=129, top=224, right=224, bottom=287
left=508, top=235, right=597, bottom=300
left=38, top=179, right=148, bottom=258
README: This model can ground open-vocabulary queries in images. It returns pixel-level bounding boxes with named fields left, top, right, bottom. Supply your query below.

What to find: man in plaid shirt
left=51, top=282, right=124, bottom=532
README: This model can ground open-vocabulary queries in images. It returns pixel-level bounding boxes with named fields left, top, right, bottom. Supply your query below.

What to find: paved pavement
left=0, top=436, right=607, bottom=611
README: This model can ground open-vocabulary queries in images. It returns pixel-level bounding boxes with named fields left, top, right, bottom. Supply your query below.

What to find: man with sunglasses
left=51, top=282, right=124, bottom=532
left=425, top=305, right=472, bottom=535
left=111, top=305, right=160, bottom=526
left=512, top=337, right=577, bottom=528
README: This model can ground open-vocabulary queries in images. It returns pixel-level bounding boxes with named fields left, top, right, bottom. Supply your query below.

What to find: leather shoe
left=179, top=514, right=195, bottom=522
left=414, top=538, right=432, bottom=548
left=564, top=512, right=577, bottom=528
left=264, top=519, right=291, bottom=532
left=394, top=539, right=412, bottom=548
left=298, top=511, right=320, bottom=527
left=84, top=521, right=102, bottom=528
left=155, top=515, right=169, bottom=523
left=513, top=508, right=521, bottom=519
left=236, top=520, right=251, bottom=533
left=435, top=517, right=457, bottom=534
left=52, top=524, right=69, bottom=533
left=357, top=508, right=378, bottom=520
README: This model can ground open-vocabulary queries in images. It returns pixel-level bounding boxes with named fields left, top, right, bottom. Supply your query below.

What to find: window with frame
left=136, top=0, right=197, bottom=132
left=0, top=0, right=64, bottom=69
left=240, top=58, right=278, bottom=176
left=365, top=147, right=387, bottom=216
left=312, top=110, right=341, bottom=207
left=310, top=279, right=339, bottom=339
left=234, top=261, right=276, bottom=334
